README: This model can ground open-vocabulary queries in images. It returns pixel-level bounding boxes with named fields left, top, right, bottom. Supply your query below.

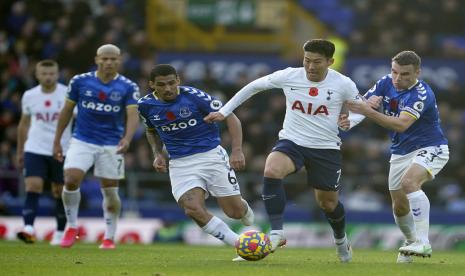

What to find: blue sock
left=23, top=192, right=40, bottom=226
left=262, top=177, right=286, bottom=230
left=324, top=201, right=346, bottom=239
left=55, top=198, right=66, bottom=231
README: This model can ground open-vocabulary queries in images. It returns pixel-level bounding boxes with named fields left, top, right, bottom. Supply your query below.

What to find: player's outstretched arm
left=225, top=113, right=245, bottom=171
left=117, top=106, right=139, bottom=154
left=16, top=114, right=31, bottom=168
left=346, top=100, right=415, bottom=133
left=145, top=129, right=167, bottom=173
left=203, top=112, right=225, bottom=123
left=53, top=100, right=75, bottom=162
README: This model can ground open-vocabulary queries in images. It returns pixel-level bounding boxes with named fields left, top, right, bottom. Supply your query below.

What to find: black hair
left=392, top=51, right=421, bottom=69
left=302, top=39, right=335, bottom=58
left=37, top=59, right=58, bottom=67
left=150, top=64, right=177, bottom=81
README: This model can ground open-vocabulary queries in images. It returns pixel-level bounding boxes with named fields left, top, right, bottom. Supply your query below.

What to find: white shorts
left=388, top=145, right=449, bottom=190
left=169, top=145, right=241, bottom=202
left=64, top=138, right=125, bottom=179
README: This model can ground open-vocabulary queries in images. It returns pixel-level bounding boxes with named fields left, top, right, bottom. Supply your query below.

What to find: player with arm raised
left=204, top=39, right=362, bottom=263
left=342, top=51, right=449, bottom=262
left=16, top=60, right=71, bottom=245
left=53, top=44, right=140, bottom=249
left=138, top=64, right=254, bottom=260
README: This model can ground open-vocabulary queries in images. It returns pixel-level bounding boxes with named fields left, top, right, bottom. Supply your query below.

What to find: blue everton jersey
left=137, top=86, right=223, bottom=159
left=67, top=71, right=140, bottom=145
left=365, top=75, right=448, bottom=155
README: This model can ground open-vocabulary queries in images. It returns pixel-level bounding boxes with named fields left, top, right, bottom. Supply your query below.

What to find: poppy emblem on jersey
left=44, top=100, right=51, bottom=107
left=110, top=91, right=122, bottom=101
left=389, top=99, right=398, bottom=111
left=98, top=91, right=107, bottom=101
left=179, top=106, right=192, bottom=118
left=309, top=87, right=318, bottom=97
left=166, top=111, right=176, bottom=121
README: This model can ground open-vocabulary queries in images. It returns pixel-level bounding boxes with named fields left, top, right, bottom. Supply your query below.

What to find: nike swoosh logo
left=290, top=88, right=298, bottom=90
left=262, top=195, right=277, bottom=200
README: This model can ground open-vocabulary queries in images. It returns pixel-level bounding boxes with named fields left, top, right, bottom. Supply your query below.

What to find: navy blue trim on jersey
left=271, top=139, right=342, bottom=191
left=23, top=152, right=64, bottom=184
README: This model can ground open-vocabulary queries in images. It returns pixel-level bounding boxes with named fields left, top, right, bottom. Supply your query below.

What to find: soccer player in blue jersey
left=52, top=44, right=140, bottom=249
left=138, top=64, right=254, bottom=259
left=341, top=51, right=449, bottom=262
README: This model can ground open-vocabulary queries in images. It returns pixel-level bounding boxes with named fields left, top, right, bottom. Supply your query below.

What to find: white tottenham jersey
left=22, top=84, right=72, bottom=156
left=220, top=67, right=360, bottom=149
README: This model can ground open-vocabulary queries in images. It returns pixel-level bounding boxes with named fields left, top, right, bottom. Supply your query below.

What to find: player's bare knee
left=263, top=166, right=284, bottom=179
left=318, top=200, right=337, bottom=212
left=64, top=174, right=81, bottom=190
left=400, top=178, right=419, bottom=194
left=25, top=184, right=43, bottom=193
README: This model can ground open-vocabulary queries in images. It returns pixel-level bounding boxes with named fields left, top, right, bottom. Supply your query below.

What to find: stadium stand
left=1, top=0, right=465, bottom=220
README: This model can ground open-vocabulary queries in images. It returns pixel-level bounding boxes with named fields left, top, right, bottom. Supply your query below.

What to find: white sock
left=101, top=187, right=121, bottom=241
left=202, top=216, right=238, bottom=246
left=394, top=211, right=416, bottom=242
left=407, top=190, right=430, bottom=244
left=62, top=188, right=81, bottom=228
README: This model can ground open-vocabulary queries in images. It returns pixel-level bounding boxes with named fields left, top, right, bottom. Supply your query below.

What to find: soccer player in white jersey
left=341, top=51, right=449, bottom=262
left=16, top=60, right=72, bottom=245
left=138, top=64, right=254, bottom=260
left=205, top=39, right=361, bottom=263
left=53, top=44, right=140, bottom=249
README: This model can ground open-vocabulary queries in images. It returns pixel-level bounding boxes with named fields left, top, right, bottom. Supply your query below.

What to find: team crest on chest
left=326, top=90, right=334, bottom=101
left=110, top=91, right=122, bottom=101
left=179, top=106, right=192, bottom=118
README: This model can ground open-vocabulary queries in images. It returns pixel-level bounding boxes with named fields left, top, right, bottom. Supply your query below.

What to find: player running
left=53, top=44, right=140, bottom=249
left=138, top=64, right=254, bottom=259
left=16, top=60, right=71, bottom=245
left=205, top=39, right=361, bottom=263
left=341, top=50, right=449, bottom=263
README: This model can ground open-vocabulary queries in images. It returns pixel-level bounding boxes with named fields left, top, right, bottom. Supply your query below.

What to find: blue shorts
left=271, top=139, right=342, bottom=191
left=23, top=152, right=64, bottom=184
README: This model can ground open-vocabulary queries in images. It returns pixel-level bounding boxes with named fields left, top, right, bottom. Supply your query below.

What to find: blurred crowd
left=344, top=0, right=465, bottom=58
left=1, top=0, right=465, bottom=214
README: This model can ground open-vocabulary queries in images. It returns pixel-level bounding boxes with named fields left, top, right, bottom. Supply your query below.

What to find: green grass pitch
left=1, top=241, right=465, bottom=275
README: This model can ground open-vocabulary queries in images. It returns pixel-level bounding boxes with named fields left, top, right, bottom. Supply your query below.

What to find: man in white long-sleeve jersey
left=204, top=39, right=362, bottom=263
